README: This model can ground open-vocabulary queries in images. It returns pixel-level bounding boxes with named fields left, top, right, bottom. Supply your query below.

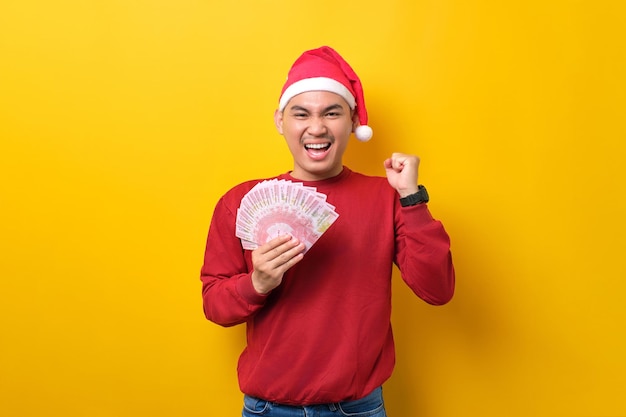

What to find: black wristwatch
left=399, top=185, right=429, bottom=207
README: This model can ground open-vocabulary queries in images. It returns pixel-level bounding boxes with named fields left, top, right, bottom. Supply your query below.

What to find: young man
left=200, top=46, right=455, bottom=417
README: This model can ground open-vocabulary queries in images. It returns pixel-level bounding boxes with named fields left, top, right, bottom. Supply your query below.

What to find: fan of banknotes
left=235, top=179, right=339, bottom=253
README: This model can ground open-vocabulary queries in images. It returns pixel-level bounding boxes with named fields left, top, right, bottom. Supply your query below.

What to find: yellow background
left=1, top=1, right=625, bottom=416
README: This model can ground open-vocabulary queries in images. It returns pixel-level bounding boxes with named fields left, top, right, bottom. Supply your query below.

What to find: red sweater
left=200, top=167, right=455, bottom=405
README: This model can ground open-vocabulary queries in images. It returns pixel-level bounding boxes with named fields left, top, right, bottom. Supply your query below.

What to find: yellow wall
left=1, top=1, right=624, bottom=416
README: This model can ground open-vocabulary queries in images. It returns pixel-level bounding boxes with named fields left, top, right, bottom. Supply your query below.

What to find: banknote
left=235, top=180, right=339, bottom=252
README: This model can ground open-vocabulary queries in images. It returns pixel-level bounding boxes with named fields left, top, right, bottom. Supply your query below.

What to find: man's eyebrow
left=322, top=104, right=346, bottom=112
left=288, top=105, right=310, bottom=113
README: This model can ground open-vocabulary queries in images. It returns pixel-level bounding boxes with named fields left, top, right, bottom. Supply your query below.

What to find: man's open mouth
left=304, top=143, right=331, bottom=152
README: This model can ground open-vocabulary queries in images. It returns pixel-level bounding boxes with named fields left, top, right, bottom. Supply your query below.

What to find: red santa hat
left=278, top=46, right=373, bottom=142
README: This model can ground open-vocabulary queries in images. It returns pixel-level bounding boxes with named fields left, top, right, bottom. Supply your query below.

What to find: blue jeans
left=242, top=386, right=387, bottom=417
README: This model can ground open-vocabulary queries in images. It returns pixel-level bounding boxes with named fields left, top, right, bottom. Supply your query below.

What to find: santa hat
left=278, top=46, right=373, bottom=142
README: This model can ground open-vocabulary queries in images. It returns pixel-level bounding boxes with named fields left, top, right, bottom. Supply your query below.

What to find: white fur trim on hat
left=279, top=77, right=356, bottom=111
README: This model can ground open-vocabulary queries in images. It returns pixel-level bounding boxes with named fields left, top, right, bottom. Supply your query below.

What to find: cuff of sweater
left=401, top=202, right=436, bottom=227
left=237, top=273, right=269, bottom=306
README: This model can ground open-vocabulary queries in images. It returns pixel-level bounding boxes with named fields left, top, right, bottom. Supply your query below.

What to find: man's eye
left=293, top=113, right=308, bottom=118
left=326, top=112, right=340, bottom=118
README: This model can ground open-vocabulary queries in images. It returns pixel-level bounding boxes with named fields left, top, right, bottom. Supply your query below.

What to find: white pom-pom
left=355, top=125, right=373, bottom=142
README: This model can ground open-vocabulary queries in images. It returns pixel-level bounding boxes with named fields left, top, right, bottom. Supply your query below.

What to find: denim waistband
left=244, top=386, right=383, bottom=411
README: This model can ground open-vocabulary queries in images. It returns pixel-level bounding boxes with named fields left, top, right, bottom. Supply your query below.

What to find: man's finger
left=259, top=234, right=295, bottom=254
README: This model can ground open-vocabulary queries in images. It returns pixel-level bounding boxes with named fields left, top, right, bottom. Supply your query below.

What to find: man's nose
left=306, top=116, right=327, bottom=136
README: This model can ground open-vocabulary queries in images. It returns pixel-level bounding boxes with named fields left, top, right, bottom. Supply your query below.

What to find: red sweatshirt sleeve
left=394, top=202, right=455, bottom=305
left=200, top=196, right=268, bottom=327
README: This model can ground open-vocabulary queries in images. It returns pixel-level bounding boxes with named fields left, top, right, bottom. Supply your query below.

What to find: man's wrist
left=251, top=271, right=272, bottom=295
left=398, top=187, right=419, bottom=198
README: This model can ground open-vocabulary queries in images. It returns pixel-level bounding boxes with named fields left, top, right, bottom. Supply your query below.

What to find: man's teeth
left=305, top=143, right=330, bottom=149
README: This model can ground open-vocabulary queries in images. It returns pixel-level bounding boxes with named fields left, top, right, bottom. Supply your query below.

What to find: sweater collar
left=278, top=166, right=352, bottom=187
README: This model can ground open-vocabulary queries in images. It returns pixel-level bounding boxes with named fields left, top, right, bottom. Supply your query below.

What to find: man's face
left=274, top=91, right=356, bottom=181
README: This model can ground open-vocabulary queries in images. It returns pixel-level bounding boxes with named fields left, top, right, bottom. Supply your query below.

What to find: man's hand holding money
left=251, top=235, right=305, bottom=295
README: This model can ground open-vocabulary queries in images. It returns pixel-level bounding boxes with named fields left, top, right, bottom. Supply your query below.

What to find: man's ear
left=274, top=109, right=284, bottom=134
left=352, top=111, right=360, bottom=132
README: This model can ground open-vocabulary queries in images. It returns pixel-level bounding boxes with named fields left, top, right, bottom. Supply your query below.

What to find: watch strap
left=399, top=185, right=429, bottom=207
